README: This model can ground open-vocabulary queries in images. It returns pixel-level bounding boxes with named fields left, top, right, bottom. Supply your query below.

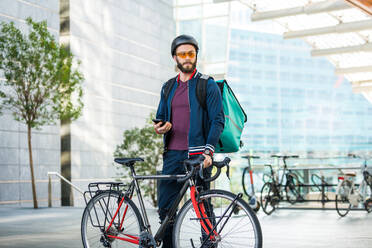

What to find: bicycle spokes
left=189, top=186, right=246, bottom=247
left=190, top=186, right=219, bottom=241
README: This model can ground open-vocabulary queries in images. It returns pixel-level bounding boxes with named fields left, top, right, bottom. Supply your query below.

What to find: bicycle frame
left=87, top=163, right=232, bottom=247
left=265, top=163, right=288, bottom=187
left=263, top=156, right=302, bottom=201
left=242, top=155, right=258, bottom=198
left=337, top=172, right=371, bottom=206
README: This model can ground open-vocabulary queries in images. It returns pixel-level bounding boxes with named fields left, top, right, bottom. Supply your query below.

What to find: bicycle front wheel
left=242, top=167, right=251, bottom=197
left=173, top=189, right=262, bottom=248
left=335, top=180, right=352, bottom=217
left=81, top=191, right=144, bottom=248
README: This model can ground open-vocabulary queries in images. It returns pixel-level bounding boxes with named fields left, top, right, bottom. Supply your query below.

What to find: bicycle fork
left=190, top=186, right=243, bottom=248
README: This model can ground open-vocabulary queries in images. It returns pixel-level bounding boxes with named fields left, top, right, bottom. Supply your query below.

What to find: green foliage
left=114, top=113, right=163, bottom=207
left=0, top=17, right=84, bottom=127
left=0, top=17, right=84, bottom=208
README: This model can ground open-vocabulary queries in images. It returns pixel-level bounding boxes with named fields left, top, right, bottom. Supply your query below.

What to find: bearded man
left=154, top=34, right=225, bottom=248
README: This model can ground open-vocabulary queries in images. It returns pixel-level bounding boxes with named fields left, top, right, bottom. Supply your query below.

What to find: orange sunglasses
left=176, top=51, right=196, bottom=59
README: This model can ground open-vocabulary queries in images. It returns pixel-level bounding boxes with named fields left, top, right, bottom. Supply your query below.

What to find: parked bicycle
left=241, top=155, right=260, bottom=212
left=260, top=155, right=303, bottom=215
left=81, top=155, right=263, bottom=247
left=335, top=155, right=372, bottom=217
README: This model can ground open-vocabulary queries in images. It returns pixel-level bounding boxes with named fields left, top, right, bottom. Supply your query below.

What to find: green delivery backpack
left=163, top=74, right=247, bottom=153
left=197, top=75, right=247, bottom=153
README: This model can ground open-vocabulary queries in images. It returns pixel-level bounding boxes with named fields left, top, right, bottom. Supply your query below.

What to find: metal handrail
left=283, top=165, right=361, bottom=171
left=47, top=171, right=84, bottom=207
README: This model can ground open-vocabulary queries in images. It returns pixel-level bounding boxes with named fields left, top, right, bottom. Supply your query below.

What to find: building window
left=251, top=54, right=262, bottom=63
left=252, top=70, right=262, bottom=79
left=280, top=56, right=290, bottom=65
left=265, top=55, right=276, bottom=64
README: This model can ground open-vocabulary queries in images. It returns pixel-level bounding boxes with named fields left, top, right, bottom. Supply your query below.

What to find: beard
left=176, top=57, right=197, bottom=73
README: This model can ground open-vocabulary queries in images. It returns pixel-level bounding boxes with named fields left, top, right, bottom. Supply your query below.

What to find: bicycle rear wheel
left=81, top=191, right=143, bottom=248
left=173, top=189, right=262, bottom=248
left=285, top=173, right=301, bottom=204
left=335, top=180, right=352, bottom=217
left=260, top=182, right=277, bottom=215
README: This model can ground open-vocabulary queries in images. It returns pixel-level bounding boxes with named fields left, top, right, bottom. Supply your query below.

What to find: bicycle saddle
left=345, top=171, right=356, bottom=177
left=114, top=157, right=144, bottom=165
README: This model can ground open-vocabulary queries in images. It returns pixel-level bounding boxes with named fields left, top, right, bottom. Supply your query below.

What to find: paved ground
left=0, top=206, right=371, bottom=247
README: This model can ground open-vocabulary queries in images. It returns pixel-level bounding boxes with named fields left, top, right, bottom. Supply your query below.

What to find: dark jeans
left=158, top=150, right=212, bottom=248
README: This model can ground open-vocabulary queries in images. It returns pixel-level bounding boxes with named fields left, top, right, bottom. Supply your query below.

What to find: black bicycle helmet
left=171, top=34, right=199, bottom=56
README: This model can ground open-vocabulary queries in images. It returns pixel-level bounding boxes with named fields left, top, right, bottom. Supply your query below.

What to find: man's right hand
left=154, top=121, right=172, bottom=134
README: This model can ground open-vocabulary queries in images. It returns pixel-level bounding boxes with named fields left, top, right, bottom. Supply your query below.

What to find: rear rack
left=83, top=182, right=129, bottom=205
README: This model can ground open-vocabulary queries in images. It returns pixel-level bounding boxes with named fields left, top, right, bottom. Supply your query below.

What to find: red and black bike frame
left=85, top=163, right=236, bottom=246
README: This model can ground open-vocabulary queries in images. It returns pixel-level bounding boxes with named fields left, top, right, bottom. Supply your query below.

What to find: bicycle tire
left=364, top=184, right=372, bottom=213
left=285, top=173, right=301, bottom=204
left=335, top=180, right=352, bottom=217
left=260, top=182, right=277, bottom=215
left=242, top=167, right=251, bottom=197
left=81, top=191, right=144, bottom=248
left=173, top=189, right=262, bottom=248
left=262, top=173, right=272, bottom=184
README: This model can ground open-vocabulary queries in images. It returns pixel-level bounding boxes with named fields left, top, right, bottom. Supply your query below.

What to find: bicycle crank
left=100, top=235, right=112, bottom=248
left=139, top=231, right=157, bottom=248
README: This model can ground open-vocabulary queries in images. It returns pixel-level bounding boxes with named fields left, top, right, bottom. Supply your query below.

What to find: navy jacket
left=156, top=70, right=225, bottom=156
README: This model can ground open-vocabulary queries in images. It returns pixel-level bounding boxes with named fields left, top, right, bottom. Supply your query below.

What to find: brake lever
left=198, top=163, right=205, bottom=180
left=226, top=165, right=230, bottom=180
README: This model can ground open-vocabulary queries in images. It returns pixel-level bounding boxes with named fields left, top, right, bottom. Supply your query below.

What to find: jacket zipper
left=187, top=80, right=191, bottom=158
left=165, top=80, right=176, bottom=153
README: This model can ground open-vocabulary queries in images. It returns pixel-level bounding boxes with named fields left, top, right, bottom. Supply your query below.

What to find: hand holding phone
left=153, top=119, right=172, bottom=134
left=152, top=119, right=165, bottom=127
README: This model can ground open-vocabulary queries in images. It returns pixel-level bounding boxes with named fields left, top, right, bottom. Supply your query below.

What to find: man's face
left=174, top=44, right=197, bottom=74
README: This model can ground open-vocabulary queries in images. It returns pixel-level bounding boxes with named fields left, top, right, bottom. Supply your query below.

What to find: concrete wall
left=68, top=0, right=175, bottom=206
left=0, top=0, right=175, bottom=207
left=0, top=0, right=60, bottom=207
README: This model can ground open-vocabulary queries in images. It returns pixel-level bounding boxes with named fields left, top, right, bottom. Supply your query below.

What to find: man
left=154, top=34, right=225, bottom=248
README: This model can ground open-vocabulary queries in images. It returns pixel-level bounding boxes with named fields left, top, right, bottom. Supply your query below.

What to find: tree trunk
left=27, top=124, right=38, bottom=209
left=61, top=118, right=73, bottom=206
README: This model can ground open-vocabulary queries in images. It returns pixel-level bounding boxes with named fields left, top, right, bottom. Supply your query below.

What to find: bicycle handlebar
left=203, top=157, right=231, bottom=182
left=177, top=165, right=196, bottom=183
left=271, top=155, right=299, bottom=159
left=242, top=155, right=260, bottom=159
left=177, top=156, right=231, bottom=183
left=264, top=164, right=273, bottom=171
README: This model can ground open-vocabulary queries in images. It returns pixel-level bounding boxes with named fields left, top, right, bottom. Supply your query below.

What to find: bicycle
left=335, top=155, right=372, bottom=217
left=81, top=155, right=263, bottom=247
left=260, top=155, right=303, bottom=215
left=241, top=155, right=260, bottom=212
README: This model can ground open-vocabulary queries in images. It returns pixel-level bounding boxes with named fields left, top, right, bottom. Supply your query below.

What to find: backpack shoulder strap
left=196, top=74, right=211, bottom=110
left=163, top=76, right=177, bottom=102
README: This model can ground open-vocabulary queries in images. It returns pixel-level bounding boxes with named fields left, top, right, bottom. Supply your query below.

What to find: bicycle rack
left=272, top=166, right=367, bottom=211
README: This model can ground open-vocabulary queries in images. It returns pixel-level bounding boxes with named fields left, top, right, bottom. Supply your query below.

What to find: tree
left=114, top=114, right=163, bottom=207
left=0, top=18, right=84, bottom=208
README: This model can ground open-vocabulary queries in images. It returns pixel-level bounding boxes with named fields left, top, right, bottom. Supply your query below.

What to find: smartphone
left=152, top=119, right=166, bottom=126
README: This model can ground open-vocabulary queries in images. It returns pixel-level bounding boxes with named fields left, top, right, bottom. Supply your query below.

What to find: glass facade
left=228, top=29, right=372, bottom=156
left=177, top=2, right=372, bottom=157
